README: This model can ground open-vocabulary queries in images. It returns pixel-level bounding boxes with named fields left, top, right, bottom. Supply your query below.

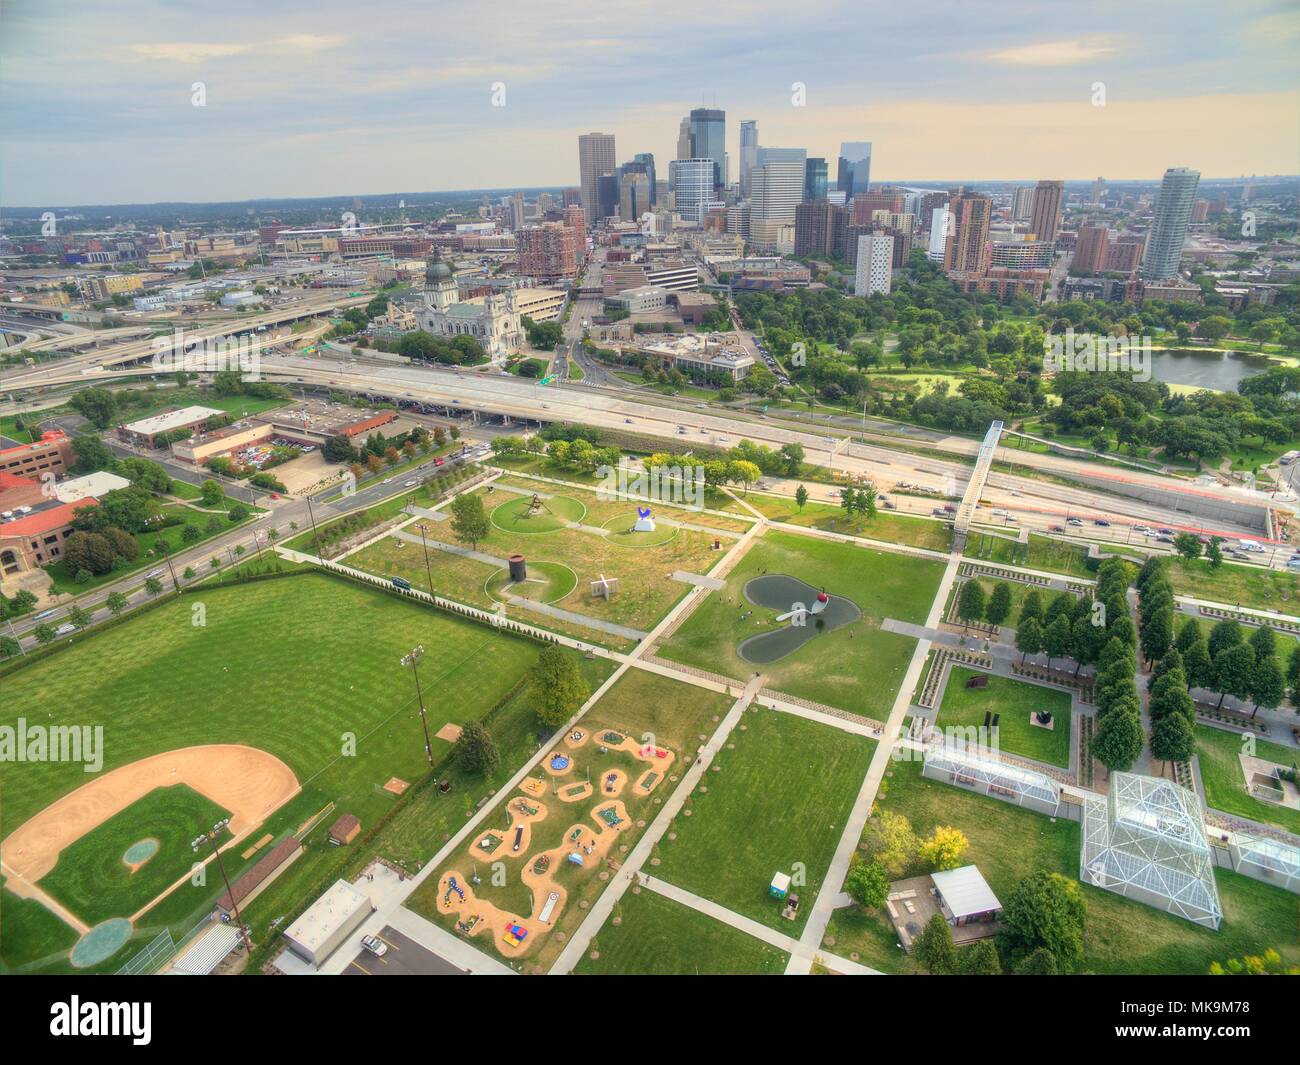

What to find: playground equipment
left=538, top=891, right=560, bottom=925
left=524, top=493, right=551, bottom=519
left=533, top=854, right=551, bottom=875
left=512, top=825, right=525, bottom=852
left=514, top=799, right=539, bottom=816
left=443, top=876, right=467, bottom=907
left=567, top=852, right=585, bottom=867
left=503, top=922, right=529, bottom=946
left=604, top=772, right=619, bottom=793
left=598, top=807, right=624, bottom=829
left=550, top=753, right=571, bottom=771
left=633, top=506, right=656, bottom=533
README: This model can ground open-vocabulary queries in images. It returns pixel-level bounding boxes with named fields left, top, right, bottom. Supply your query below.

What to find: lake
left=1149, top=348, right=1275, bottom=392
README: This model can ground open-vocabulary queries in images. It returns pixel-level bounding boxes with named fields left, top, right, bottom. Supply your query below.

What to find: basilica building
left=417, top=257, right=523, bottom=360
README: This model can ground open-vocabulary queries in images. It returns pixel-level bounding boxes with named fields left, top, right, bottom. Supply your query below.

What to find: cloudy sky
left=2, top=0, right=1298, bottom=206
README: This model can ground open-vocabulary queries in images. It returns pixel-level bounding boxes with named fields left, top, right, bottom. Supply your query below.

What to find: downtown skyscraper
left=836, top=141, right=872, bottom=199
left=577, top=132, right=616, bottom=225
left=688, top=108, right=726, bottom=194
left=739, top=120, right=758, bottom=197
left=1140, top=167, right=1201, bottom=280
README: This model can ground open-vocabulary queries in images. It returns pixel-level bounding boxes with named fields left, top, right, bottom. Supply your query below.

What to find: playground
left=659, top=530, right=943, bottom=718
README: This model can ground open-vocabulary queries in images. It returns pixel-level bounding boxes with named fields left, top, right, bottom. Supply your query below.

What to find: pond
left=737, top=574, right=861, bottom=664
left=1149, top=348, right=1275, bottom=392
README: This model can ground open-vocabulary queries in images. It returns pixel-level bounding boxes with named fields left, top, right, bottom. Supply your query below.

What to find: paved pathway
left=391, top=529, right=507, bottom=568
left=506, top=596, right=648, bottom=640
left=786, top=552, right=964, bottom=974
left=671, top=570, right=725, bottom=591
left=549, top=675, right=765, bottom=974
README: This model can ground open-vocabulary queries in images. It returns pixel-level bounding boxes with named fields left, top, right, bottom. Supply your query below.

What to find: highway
left=248, top=350, right=1286, bottom=545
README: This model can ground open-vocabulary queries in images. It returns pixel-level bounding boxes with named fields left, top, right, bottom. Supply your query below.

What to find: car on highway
left=360, top=934, right=388, bottom=958
left=404, top=480, right=418, bottom=488
left=1156, top=535, right=1174, bottom=544
left=1157, top=527, right=1174, bottom=535
left=1067, top=518, right=1084, bottom=526
left=1133, top=524, right=1151, bottom=533
left=1094, top=519, right=1111, bottom=526
left=624, top=418, right=633, bottom=423
left=381, top=478, right=393, bottom=485
left=1049, top=524, right=1065, bottom=533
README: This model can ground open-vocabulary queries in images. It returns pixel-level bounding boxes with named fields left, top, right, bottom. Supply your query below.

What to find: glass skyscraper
left=688, top=108, right=726, bottom=193
left=805, top=157, right=828, bottom=201
left=837, top=141, right=872, bottom=199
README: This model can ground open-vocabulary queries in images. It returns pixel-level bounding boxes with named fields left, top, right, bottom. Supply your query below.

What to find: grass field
left=1197, top=725, right=1300, bottom=836
left=652, top=707, right=875, bottom=934
left=658, top=529, right=943, bottom=717
left=963, top=532, right=1094, bottom=579
left=490, top=493, right=586, bottom=532
left=937, top=667, right=1073, bottom=768
left=408, top=668, right=733, bottom=971
left=847, top=760, right=1300, bottom=975
left=575, top=887, right=789, bottom=975
left=738, top=492, right=952, bottom=552
left=37, top=786, right=231, bottom=926
left=1165, top=557, right=1300, bottom=614
left=0, top=572, right=548, bottom=971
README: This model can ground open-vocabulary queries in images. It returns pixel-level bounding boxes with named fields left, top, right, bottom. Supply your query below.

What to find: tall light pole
left=192, top=818, right=251, bottom=954
left=416, top=523, right=434, bottom=595
left=305, top=495, right=323, bottom=562
left=401, top=645, right=434, bottom=765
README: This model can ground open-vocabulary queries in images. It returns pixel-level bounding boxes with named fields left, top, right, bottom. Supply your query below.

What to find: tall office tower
left=794, top=200, right=847, bottom=257
left=619, top=167, right=651, bottom=221
left=749, top=159, right=806, bottom=252
left=508, top=192, right=526, bottom=231
left=1074, top=225, right=1111, bottom=274
left=597, top=174, right=620, bottom=223
left=854, top=232, right=894, bottom=296
left=669, top=159, right=715, bottom=223
left=1011, top=185, right=1035, bottom=222
left=927, top=206, right=949, bottom=262
left=804, top=158, right=828, bottom=202
left=836, top=141, right=872, bottom=199
left=578, top=133, right=616, bottom=224
left=517, top=222, right=577, bottom=281
left=633, top=153, right=657, bottom=206
left=563, top=204, right=587, bottom=264
left=676, top=117, right=692, bottom=160
left=944, top=193, right=992, bottom=274
left=1090, top=176, right=1106, bottom=205
left=726, top=199, right=750, bottom=239
left=1029, top=179, right=1064, bottom=243
left=688, top=108, right=726, bottom=193
left=1140, top=167, right=1201, bottom=280
left=562, top=187, right=582, bottom=207
left=739, top=120, right=759, bottom=197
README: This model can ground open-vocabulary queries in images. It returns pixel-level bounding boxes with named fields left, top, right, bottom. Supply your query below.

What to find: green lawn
left=652, top=707, right=875, bottom=934
left=0, top=883, right=81, bottom=973
left=1197, top=725, right=1300, bottom=836
left=1165, top=557, right=1300, bottom=614
left=0, top=572, right=549, bottom=972
left=659, top=528, right=943, bottom=717
left=937, top=667, right=1073, bottom=768
left=963, top=532, right=1093, bottom=579
left=575, top=888, right=789, bottom=975
left=862, top=760, right=1300, bottom=975
left=741, top=492, right=953, bottom=552
left=822, top=904, right=915, bottom=974
left=37, top=786, right=231, bottom=926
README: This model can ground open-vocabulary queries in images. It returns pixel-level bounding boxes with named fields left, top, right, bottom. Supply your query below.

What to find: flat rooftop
left=120, top=405, right=225, bottom=436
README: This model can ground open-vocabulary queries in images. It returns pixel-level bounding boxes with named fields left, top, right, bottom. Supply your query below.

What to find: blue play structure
left=550, top=754, right=571, bottom=771
left=443, top=876, right=466, bottom=905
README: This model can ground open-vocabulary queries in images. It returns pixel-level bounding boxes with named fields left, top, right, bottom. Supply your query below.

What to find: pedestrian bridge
left=953, top=420, right=1004, bottom=548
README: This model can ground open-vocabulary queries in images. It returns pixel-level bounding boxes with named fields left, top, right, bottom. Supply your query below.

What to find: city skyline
left=2, top=0, right=1299, bottom=206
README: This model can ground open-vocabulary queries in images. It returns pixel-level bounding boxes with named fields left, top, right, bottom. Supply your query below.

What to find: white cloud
left=987, top=38, right=1120, bottom=66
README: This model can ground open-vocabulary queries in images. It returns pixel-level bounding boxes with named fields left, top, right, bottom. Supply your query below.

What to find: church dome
left=425, top=259, right=452, bottom=282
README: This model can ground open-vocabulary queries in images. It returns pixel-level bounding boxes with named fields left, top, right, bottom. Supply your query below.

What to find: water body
left=1148, top=348, right=1275, bottom=392
left=737, top=574, right=861, bottom=664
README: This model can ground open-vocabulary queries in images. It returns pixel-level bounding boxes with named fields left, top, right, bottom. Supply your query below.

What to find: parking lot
left=343, top=926, right=468, bottom=976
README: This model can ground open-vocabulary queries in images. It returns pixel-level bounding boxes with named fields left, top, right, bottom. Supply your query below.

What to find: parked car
left=360, top=934, right=388, bottom=958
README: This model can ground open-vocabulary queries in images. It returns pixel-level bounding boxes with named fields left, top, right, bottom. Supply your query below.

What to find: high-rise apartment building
left=794, top=200, right=848, bottom=258
left=577, top=133, right=616, bottom=226
left=854, top=232, right=894, bottom=296
left=1140, top=167, right=1200, bottom=280
left=836, top=141, right=872, bottom=199
left=508, top=192, right=526, bottom=231
left=1108, top=233, right=1145, bottom=272
left=1029, top=180, right=1064, bottom=243
left=1011, top=185, right=1035, bottom=222
left=804, top=158, right=828, bottom=202
left=688, top=108, right=726, bottom=193
left=1074, top=225, right=1110, bottom=274
left=853, top=188, right=904, bottom=225
left=739, top=120, right=759, bottom=197
left=563, top=204, right=587, bottom=264
left=517, top=223, right=577, bottom=282
left=1089, top=177, right=1106, bottom=205
left=944, top=193, right=992, bottom=274
left=927, top=206, right=949, bottom=262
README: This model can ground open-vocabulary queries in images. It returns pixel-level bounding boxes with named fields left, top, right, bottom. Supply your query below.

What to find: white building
left=219, top=290, right=260, bottom=308
left=283, top=879, right=375, bottom=966
left=417, top=258, right=523, bottom=360
left=669, top=159, right=716, bottom=225
left=854, top=232, right=894, bottom=296
left=749, top=159, right=805, bottom=253
left=927, top=206, right=949, bottom=262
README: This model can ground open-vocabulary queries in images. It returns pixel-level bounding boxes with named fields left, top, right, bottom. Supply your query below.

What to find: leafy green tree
left=913, top=913, right=956, bottom=975
left=62, top=531, right=117, bottom=576
left=1092, top=707, right=1144, bottom=774
left=794, top=485, right=809, bottom=511
left=727, top=459, right=761, bottom=495
left=1016, top=617, right=1043, bottom=664
left=1288, top=645, right=1300, bottom=702
left=999, top=871, right=1086, bottom=971
left=1173, top=533, right=1202, bottom=561
left=228, top=503, right=249, bottom=523
left=144, top=576, right=163, bottom=596
left=33, top=623, right=56, bottom=645
left=1249, top=656, right=1285, bottom=717
left=985, top=582, right=1013, bottom=627
left=1208, top=620, right=1243, bottom=658
left=449, top=492, right=490, bottom=551
left=1175, top=617, right=1203, bottom=654
left=200, top=479, right=224, bottom=506
left=69, top=387, right=117, bottom=428
left=106, top=591, right=128, bottom=616
left=956, top=579, right=986, bottom=629
left=1150, top=711, right=1195, bottom=767
left=0, top=635, right=20, bottom=659
left=1139, top=606, right=1174, bottom=667
left=71, top=433, right=115, bottom=474
left=1014, top=948, right=1059, bottom=976
left=455, top=721, right=500, bottom=775
left=1183, top=638, right=1213, bottom=691
left=1247, top=625, right=1276, bottom=663
left=844, top=859, right=890, bottom=910
left=1018, top=589, right=1043, bottom=626
left=959, top=939, right=1003, bottom=975
left=1212, top=643, right=1255, bottom=710
left=1042, top=614, right=1073, bottom=669
left=1205, top=537, right=1224, bottom=570
left=67, top=605, right=92, bottom=629
left=530, top=645, right=590, bottom=727
left=180, top=524, right=201, bottom=544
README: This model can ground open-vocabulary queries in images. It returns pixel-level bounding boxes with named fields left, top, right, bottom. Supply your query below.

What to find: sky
left=2, top=0, right=1298, bottom=207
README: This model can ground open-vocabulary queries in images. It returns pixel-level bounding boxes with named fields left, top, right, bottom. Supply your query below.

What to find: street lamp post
left=401, top=645, right=434, bottom=765
left=416, top=523, right=434, bottom=595
left=305, top=495, right=323, bottom=563
left=192, top=818, right=252, bottom=954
